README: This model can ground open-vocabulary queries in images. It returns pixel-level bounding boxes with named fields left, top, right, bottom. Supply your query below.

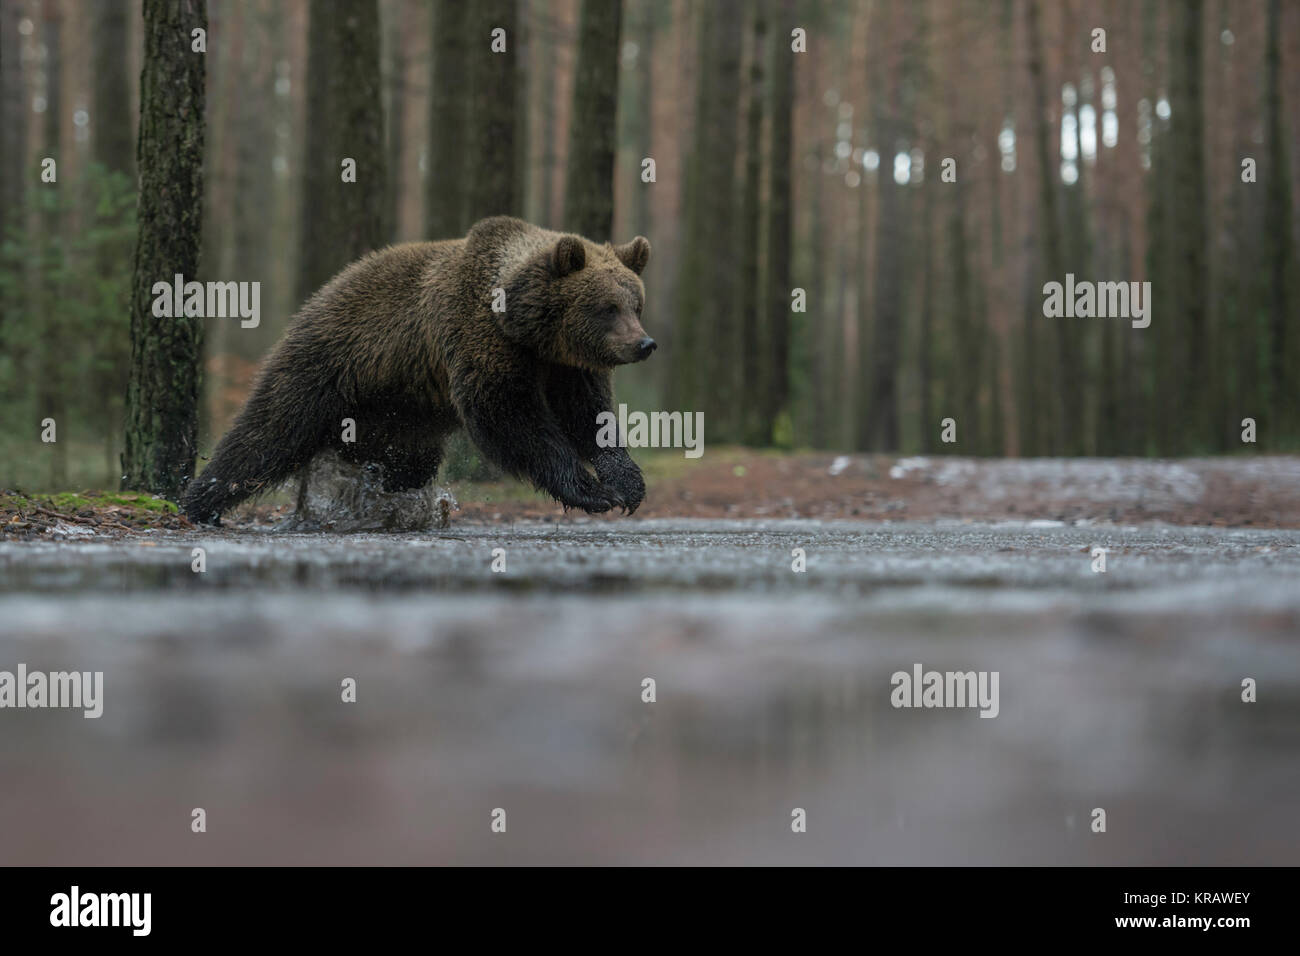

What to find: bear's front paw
left=567, top=472, right=625, bottom=514
left=604, top=469, right=644, bottom=515
left=594, top=455, right=645, bottom=515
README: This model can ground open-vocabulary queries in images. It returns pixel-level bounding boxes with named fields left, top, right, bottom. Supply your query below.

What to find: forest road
left=1, top=519, right=1297, bottom=864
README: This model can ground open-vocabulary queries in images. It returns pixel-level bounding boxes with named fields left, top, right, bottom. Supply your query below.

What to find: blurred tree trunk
left=296, top=0, right=387, bottom=304
left=0, top=0, right=24, bottom=212
left=862, top=0, right=907, bottom=453
left=1166, top=0, right=1208, bottom=451
left=384, top=0, right=414, bottom=241
left=1264, top=0, right=1296, bottom=437
left=39, top=6, right=67, bottom=486
left=1025, top=0, right=1071, bottom=455
left=92, top=0, right=137, bottom=482
left=1108, top=0, right=1145, bottom=456
left=738, top=4, right=765, bottom=444
left=808, top=152, right=829, bottom=449
left=123, top=0, right=207, bottom=498
left=1141, top=0, right=1166, bottom=456
left=991, top=0, right=1020, bottom=457
left=626, top=0, right=654, bottom=242
left=1, top=0, right=29, bottom=368
left=426, top=0, right=469, bottom=237
left=93, top=0, right=134, bottom=179
left=1062, top=0, right=1091, bottom=455
left=674, top=0, right=741, bottom=433
left=917, top=153, right=935, bottom=454
left=532, top=0, right=557, bottom=227
left=464, top=0, right=521, bottom=222
left=763, top=0, right=794, bottom=444
left=949, top=186, right=979, bottom=455
left=297, top=1, right=334, bottom=303
left=233, top=0, right=278, bottom=349
left=201, top=0, right=239, bottom=300
left=563, top=0, right=621, bottom=240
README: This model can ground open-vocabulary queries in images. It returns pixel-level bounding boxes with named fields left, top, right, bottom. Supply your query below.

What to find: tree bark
left=426, top=0, right=470, bottom=237
left=464, top=0, right=521, bottom=222
left=1025, top=0, right=1072, bottom=455
left=123, top=0, right=208, bottom=498
left=92, top=0, right=135, bottom=180
left=0, top=0, right=25, bottom=381
left=1264, top=0, right=1296, bottom=436
left=739, top=4, right=766, bottom=444
left=673, top=0, right=741, bottom=432
left=563, top=0, right=622, bottom=240
left=763, top=0, right=794, bottom=443
left=296, top=0, right=388, bottom=304
left=40, top=6, right=67, bottom=486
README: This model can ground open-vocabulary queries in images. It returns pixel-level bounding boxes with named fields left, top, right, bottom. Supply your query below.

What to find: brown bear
left=181, top=216, right=654, bottom=524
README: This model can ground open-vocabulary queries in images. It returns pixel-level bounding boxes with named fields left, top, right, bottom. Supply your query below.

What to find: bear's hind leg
left=378, top=429, right=446, bottom=492
left=182, top=379, right=335, bottom=524
left=334, top=412, right=449, bottom=493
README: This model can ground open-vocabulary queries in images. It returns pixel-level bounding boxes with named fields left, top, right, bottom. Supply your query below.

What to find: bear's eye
left=603, top=304, right=619, bottom=320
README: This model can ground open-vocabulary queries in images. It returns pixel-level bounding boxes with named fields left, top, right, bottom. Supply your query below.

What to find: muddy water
left=1, top=520, right=1297, bottom=864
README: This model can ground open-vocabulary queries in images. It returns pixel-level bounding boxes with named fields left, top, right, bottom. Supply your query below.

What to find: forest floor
left=4, top=451, right=1299, bottom=537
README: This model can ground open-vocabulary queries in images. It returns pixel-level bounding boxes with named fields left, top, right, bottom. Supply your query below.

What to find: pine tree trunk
left=122, top=0, right=208, bottom=498
left=628, top=0, right=654, bottom=242
left=296, top=4, right=331, bottom=304
left=92, top=0, right=137, bottom=484
left=296, top=0, right=387, bottom=304
left=464, top=0, right=521, bottom=222
left=39, top=7, right=68, bottom=486
left=863, top=0, right=906, bottom=453
left=1167, top=0, right=1207, bottom=451
left=0, top=0, right=24, bottom=373
left=1025, top=0, right=1071, bottom=455
left=763, top=0, right=794, bottom=443
left=674, top=0, right=741, bottom=429
left=1264, top=0, right=1296, bottom=438
left=426, top=0, right=469, bottom=237
left=563, top=0, right=622, bottom=240
left=0, top=0, right=25, bottom=242
left=385, top=0, right=408, bottom=241
left=92, top=0, right=135, bottom=180
left=738, top=5, right=765, bottom=444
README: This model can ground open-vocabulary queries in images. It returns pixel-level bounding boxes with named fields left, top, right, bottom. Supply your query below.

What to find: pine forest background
left=1, top=0, right=1298, bottom=491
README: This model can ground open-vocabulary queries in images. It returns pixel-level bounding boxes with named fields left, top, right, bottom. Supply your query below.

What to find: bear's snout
left=612, top=333, right=656, bottom=364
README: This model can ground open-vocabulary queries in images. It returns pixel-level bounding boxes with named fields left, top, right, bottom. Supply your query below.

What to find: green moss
left=0, top=493, right=34, bottom=511
left=2, top=490, right=177, bottom=515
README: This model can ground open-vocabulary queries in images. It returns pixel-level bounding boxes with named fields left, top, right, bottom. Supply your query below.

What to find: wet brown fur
left=181, top=216, right=652, bottom=524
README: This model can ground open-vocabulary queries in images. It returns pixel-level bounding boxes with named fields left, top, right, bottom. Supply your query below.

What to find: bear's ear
left=551, top=235, right=587, bottom=278
left=614, top=236, right=651, bottom=275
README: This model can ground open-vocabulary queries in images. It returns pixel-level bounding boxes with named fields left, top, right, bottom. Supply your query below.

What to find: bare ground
left=5, top=453, right=1299, bottom=539
left=423, top=452, right=1300, bottom=527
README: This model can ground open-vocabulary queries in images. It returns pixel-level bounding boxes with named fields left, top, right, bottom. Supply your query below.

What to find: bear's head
left=499, top=233, right=654, bottom=370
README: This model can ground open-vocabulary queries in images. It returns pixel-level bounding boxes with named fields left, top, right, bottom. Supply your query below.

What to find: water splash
left=278, top=450, right=458, bottom=532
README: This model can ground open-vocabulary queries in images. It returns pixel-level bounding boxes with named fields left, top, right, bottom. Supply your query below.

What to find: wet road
left=1, top=519, right=1297, bottom=864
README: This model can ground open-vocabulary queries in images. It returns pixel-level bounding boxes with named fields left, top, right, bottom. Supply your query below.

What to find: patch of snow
left=890, top=457, right=930, bottom=480
left=50, top=522, right=94, bottom=538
